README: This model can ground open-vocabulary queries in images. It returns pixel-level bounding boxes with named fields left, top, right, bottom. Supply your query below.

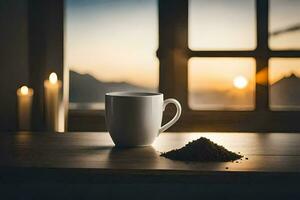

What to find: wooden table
left=1, top=132, right=300, bottom=199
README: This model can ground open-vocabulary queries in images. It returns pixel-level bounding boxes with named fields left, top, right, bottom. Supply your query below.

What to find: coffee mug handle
left=159, top=98, right=182, bottom=135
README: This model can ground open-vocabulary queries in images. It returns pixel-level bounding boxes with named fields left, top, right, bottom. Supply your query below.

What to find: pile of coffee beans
left=161, top=137, right=242, bottom=162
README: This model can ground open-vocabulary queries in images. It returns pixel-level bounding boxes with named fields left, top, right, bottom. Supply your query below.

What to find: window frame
left=67, top=0, right=300, bottom=132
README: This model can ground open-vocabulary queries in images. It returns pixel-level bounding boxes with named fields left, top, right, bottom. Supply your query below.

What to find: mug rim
left=106, top=91, right=163, bottom=97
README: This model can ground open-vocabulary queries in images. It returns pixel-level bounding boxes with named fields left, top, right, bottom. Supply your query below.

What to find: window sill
left=68, top=109, right=300, bottom=132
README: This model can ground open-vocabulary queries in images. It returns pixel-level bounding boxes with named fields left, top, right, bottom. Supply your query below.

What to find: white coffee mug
left=105, top=92, right=181, bottom=147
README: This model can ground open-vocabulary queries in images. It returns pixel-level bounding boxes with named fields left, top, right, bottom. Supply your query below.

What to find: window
left=269, top=58, right=300, bottom=110
left=269, top=0, right=300, bottom=50
left=188, top=58, right=255, bottom=110
left=65, top=0, right=300, bottom=131
left=65, top=0, right=158, bottom=110
left=189, top=0, right=256, bottom=50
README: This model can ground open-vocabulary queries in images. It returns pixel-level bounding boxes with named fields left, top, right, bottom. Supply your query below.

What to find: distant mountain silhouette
left=271, top=73, right=300, bottom=107
left=190, top=74, right=300, bottom=109
left=69, top=70, right=153, bottom=102
left=69, top=70, right=300, bottom=109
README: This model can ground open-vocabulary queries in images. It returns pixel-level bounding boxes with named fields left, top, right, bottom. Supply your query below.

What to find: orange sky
left=188, top=58, right=256, bottom=91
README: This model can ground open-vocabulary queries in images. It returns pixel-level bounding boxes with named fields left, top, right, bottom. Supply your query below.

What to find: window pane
left=269, top=0, right=300, bottom=50
left=269, top=58, right=300, bottom=110
left=65, top=0, right=158, bottom=109
left=188, top=58, right=255, bottom=110
left=189, top=0, right=256, bottom=50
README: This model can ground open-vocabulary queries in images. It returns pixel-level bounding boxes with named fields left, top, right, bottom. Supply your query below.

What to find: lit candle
left=17, top=86, right=34, bottom=131
left=44, top=72, right=62, bottom=131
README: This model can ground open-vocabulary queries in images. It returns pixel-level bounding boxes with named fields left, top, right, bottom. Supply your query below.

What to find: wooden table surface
left=1, top=132, right=300, bottom=184
left=2, top=131, right=300, bottom=200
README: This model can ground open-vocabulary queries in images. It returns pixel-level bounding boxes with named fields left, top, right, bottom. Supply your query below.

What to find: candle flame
left=49, top=72, right=58, bottom=84
left=20, top=86, right=29, bottom=95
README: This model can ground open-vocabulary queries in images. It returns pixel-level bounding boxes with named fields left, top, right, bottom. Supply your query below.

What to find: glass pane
left=269, top=58, right=300, bottom=110
left=189, top=0, right=256, bottom=50
left=65, top=0, right=158, bottom=109
left=269, top=0, right=300, bottom=50
left=188, top=58, right=256, bottom=110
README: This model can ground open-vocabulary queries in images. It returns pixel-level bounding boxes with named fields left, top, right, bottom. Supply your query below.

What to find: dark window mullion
left=255, top=0, right=269, bottom=111
left=188, top=50, right=255, bottom=58
left=269, top=51, right=300, bottom=57
left=158, top=0, right=188, bottom=109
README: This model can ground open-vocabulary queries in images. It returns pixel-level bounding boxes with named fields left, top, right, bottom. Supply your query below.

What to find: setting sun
left=233, top=76, right=248, bottom=89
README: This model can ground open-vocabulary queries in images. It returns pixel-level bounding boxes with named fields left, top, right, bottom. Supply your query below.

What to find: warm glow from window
left=233, top=76, right=248, bottom=89
left=49, top=72, right=58, bottom=84
left=20, top=86, right=29, bottom=95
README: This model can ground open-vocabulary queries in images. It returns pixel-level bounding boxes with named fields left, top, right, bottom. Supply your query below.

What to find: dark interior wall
left=28, top=0, right=64, bottom=131
left=0, top=0, right=29, bottom=130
